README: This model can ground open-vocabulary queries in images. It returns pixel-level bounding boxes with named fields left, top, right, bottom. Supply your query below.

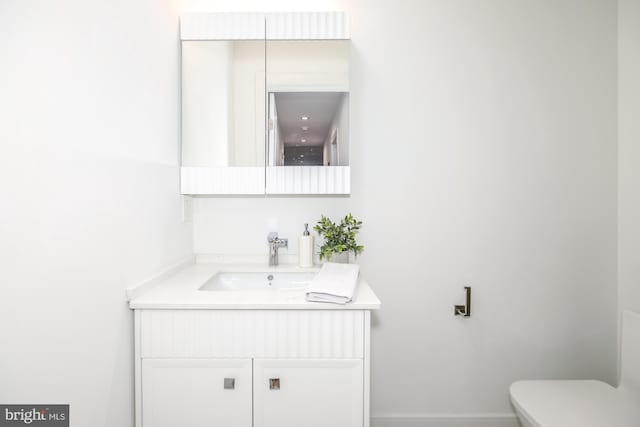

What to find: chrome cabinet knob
left=269, top=378, right=280, bottom=390
left=224, top=378, right=235, bottom=390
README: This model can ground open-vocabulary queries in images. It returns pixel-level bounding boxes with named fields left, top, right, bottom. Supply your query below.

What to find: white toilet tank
left=510, top=310, right=640, bottom=427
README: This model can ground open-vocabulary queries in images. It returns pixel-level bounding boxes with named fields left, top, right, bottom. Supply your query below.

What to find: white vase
left=327, top=252, right=351, bottom=264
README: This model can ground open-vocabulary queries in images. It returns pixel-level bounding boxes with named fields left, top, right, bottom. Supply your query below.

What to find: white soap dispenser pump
left=298, top=223, right=314, bottom=268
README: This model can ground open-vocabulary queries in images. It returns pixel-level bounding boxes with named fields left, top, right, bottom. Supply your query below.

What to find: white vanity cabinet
left=134, top=309, right=372, bottom=427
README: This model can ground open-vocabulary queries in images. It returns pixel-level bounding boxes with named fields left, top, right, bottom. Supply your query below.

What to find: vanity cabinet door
left=253, top=359, right=363, bottom=427
left=142, top=358, right=252, bottom=427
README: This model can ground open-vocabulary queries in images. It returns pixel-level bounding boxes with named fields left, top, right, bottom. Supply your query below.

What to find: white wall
left=0, top=0, right=192, bottom=426
left=323, top=94, right=349, bottom=166
left=266, top=41, right=350, bottom=91
left=338, top=93, right=349, bottom=166
left=618, top=0, right=640, bottom=315
left=192, top=0, right=618, bottom=419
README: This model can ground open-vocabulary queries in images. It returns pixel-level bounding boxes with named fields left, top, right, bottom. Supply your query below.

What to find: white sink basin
left=199, top=272, right=315, bottom=291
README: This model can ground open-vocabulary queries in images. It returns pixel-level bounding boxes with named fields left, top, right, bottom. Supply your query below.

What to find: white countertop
left=128, top=261, right=381, bottom=310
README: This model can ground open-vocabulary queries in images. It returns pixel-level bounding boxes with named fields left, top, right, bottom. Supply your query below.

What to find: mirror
left=179, top=17, right=351, bottom=195
left=266, top=40, right=350, bottom=167
left=181, top=40, right=265, bottom=168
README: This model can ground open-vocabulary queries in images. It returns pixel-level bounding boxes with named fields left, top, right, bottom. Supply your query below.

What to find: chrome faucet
left=267, top=232, right=288, bottom=266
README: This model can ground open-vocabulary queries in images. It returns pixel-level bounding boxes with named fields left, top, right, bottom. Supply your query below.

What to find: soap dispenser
left=298, top=223, right=314, bottom=268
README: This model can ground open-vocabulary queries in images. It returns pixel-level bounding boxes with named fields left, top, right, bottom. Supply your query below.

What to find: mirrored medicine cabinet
left=180, top=12, right=351, bottom=195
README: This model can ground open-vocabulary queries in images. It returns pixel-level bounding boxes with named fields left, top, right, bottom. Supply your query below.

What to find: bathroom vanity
left=128, top=11, right=379, bottom=426
left=128, top=261, right=381, bottom=427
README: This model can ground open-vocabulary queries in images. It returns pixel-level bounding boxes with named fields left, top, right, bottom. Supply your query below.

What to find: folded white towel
left=305, top=262, right=360, bottom=304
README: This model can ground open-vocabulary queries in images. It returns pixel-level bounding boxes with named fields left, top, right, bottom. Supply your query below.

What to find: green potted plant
left=314, top=213, right=364, bottom=263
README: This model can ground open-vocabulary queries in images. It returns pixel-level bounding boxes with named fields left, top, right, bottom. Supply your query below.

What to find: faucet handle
left=267, top=232, right=278, bottom=242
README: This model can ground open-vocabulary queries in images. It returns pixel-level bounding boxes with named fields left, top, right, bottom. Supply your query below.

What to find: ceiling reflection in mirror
left=266, top=40, right=349, bottom=167
left=269, top=92, right=348, bottom=166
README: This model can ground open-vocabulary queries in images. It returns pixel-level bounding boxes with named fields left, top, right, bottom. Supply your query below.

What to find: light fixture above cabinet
left=180, top=12, right=351, bottom=196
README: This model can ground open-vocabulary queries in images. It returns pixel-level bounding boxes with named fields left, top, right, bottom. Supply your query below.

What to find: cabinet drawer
left=142, top=358, right=252, bottom=427
left=140, top=310, right=364, bottom=359
left=253, top=359, right=364, bottom=427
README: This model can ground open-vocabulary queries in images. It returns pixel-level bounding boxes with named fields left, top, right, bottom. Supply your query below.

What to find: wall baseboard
left=371, top=414, right=521, bottom=427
